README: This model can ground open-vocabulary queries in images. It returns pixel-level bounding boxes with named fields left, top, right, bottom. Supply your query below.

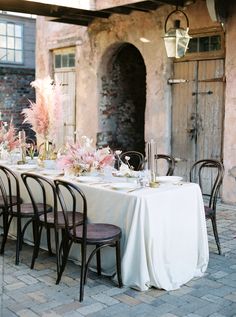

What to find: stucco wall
left=36, top=0, right=221, bottom=152
left=36, top=5, right=173, bottom=153
left=36, top=0, right=236, bottom=204
left=222, top=2, right=236, bottom=203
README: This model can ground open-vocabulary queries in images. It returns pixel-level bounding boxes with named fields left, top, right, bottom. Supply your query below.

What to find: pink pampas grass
left=22, top=76, right=63, bottom=140
left=3, top=120, right=19, bottom=152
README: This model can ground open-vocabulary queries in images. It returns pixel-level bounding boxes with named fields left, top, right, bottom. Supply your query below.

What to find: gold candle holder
left=18, top=130, right=26, bottom=164
left=149, top=171, right=159, bottom=188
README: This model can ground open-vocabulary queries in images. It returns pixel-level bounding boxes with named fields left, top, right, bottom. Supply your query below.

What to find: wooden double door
left=171, top=58, right=225, bottom=182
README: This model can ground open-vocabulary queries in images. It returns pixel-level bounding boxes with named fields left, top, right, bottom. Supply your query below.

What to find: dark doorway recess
left=97, top=43, right=146, bottom=154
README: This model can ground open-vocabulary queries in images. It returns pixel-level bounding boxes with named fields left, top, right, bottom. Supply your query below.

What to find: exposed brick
left=0, top=67, right=35, bottom=140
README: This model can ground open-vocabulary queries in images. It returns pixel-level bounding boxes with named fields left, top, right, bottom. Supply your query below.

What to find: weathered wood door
left=53, top=70, right=76, bottom=147
left=53, top=48, right=76, bottom=147
left=171, top=59, right=225, bottom=183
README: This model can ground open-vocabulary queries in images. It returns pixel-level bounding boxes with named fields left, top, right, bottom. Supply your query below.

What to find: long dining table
left=1, top=162, right=209, bottom=292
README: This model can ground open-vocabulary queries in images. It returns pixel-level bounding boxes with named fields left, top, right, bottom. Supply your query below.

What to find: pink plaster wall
left=36, top=0, right=236, bottom=203
left=36, top=6, right=172, bottom=151
left=222, top=2, right=236, bottom=203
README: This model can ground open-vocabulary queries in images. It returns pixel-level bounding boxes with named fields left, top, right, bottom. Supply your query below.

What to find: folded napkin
left=118, top=163, right=139, bottom=178
left=119, top=162, right=131, bottom=176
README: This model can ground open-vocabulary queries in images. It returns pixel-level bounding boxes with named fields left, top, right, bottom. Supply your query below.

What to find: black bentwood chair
left=119, top=151, right=145, bottom=171
left=21, top=173, right=83, bottom=279
left=54, top=179, right=123, bottom=302
left=190, top=159, right=224, bottom=255
left=0, top=165, right=52, bottom=265
left=154, top=154, right=175, bottom=176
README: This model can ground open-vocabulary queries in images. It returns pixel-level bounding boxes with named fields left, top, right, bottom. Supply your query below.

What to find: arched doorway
left=97, top=43, right=146, bottom=154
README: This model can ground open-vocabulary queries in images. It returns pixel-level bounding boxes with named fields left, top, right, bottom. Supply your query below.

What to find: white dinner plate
left=111, top=182, right=137, bottom=190
left=156, top=176, right=183, bottom=183
left=0, top=160, right=9, bottom=165
left=41, top=169, right=64, bottom=176
left=15, top=164, right=38, bottom=170
left=76, top=176, right=102, bottom=183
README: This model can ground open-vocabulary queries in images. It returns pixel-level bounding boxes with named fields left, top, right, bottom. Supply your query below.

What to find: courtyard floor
left=1, top=203, right=236, bottom=317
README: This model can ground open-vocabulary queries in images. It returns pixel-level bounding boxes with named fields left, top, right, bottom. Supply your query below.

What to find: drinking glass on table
left=138, top=169, right=151, bottom=187
left=103, top=165, right=113, bottom=181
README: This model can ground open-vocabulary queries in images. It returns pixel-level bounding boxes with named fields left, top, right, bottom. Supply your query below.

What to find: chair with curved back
left=190, top=159, right=224, bottom=254
left=154, top=154, right=175, bottom=176
left=21, top=173, right=83, bottom=279
left=54, top=179, right=123, bottom=302
left=0, top=165, right=52, bottom=265
left=119, top=151, right=144, bottom=171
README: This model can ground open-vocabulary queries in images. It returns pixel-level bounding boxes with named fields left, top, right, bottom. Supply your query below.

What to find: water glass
left=138, top=169, right=151, bottom=187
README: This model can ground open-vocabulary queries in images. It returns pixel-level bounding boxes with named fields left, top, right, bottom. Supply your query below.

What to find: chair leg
left=96, top=245, right=101, bottom=276
left=31, top=220, right=37, bottom=248
left=15, top=217, right=22, bottom=265
left=56, top=238, right=72, bottom=284
left=84, top=245, right=101, bottom=285
left=211, top=215, right=221, bottom=255
left=116, top=240, right=123, bottom=288
left=54, top=229, right=60, bottom=280
left=20, top=218, right=33, bottom=251
left=46, top=227, right=53, bottom=256
left=0, top=213, right=12, bottom=255
left=79, top=242, right=87, bottom=302
left=31, top=225, right=42, bottom=269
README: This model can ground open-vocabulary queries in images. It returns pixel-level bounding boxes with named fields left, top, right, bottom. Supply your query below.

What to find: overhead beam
left=150, top=0, right=184, bottom=6
left=126, top=1, right=162, bottom=11
left=101, top=7, right=133, bottom=15
left=0, top=0, right=185, bottom=27
left=0, top=0, right=110, bottom=20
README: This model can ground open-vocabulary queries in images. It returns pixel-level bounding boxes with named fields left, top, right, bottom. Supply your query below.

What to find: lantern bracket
left=164, top=9, right=190, bottom=33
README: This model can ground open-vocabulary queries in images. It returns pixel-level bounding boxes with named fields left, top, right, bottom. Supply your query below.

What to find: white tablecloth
left=2, top=166, right=209, bottom=291
left=72, top=181, right=209, bottom=291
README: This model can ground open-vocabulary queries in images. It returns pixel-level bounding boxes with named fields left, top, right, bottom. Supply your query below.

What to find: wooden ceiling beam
left=0, top=0, right=188, bottom=27
left=149, top=0, right=184, bottom=6
left=126, top=1, right=162, bottom=11
left=0, top=0, right=110, bottom=19
left=101, top=7, right=133, bottom=15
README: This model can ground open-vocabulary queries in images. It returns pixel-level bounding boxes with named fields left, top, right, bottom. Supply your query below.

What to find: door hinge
left=197, top=76, right=226, bottom=83
left=192, top=90, right=213, bottom=96
left=167, top=78, right=189, bottom=84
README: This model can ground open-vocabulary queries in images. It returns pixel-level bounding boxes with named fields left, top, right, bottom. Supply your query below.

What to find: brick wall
left=0, top=67, right=35, bottom=140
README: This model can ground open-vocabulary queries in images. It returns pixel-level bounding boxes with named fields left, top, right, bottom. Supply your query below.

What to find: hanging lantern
left=163, top=9, right=191, bottom=58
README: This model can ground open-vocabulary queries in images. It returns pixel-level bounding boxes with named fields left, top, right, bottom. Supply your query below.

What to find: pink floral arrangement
left=0, top=120, right=19, bottom=152
left=57, top=136, right=114, bottom=175
left=21, top=76, right=63, bottom=140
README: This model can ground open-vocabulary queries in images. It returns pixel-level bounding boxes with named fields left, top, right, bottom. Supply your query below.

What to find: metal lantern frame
left=163, top=9, right=191, bottom=59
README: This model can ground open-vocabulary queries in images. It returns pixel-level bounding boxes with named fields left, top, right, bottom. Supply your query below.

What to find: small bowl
left=43, top=159, right=56, bottom=169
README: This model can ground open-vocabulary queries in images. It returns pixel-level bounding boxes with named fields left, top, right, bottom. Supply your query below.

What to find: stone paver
left=1, top=204, right=236, bottom=317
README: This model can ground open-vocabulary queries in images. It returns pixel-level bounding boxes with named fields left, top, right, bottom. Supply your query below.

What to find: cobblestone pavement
left=1, top=203, right=236, bottom=317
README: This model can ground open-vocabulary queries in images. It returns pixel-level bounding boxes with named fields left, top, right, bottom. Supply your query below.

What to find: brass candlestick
left=18, top=130, right=26, bottom=164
